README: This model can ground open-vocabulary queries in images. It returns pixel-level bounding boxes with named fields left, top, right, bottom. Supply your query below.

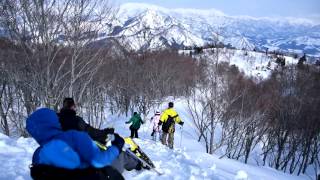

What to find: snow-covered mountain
left=110, top=3, right=320, bottom=56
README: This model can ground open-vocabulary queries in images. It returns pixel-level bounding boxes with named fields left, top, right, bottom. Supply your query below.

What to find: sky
left=116, top=0, right=320, bottom=20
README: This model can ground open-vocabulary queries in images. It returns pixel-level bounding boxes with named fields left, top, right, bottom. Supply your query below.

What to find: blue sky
left=117, top=0, right=320, bottom=19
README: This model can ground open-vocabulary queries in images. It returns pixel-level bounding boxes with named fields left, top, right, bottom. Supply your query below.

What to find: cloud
left=307, top=14, right=320, bottom=24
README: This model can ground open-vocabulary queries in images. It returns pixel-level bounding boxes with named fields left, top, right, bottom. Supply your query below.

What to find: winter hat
left=63, top=97, right=75, bottom=109
left=168, top=102, right=174, bottom=108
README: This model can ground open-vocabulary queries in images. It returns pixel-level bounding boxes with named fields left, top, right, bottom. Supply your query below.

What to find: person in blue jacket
left=26, top=108, right=125, bottom=180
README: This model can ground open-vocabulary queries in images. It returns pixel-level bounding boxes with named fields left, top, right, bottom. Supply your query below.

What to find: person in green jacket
left=126, top=112, right=144, bottom=138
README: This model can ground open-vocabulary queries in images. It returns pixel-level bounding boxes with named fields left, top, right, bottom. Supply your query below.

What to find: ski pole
left=143, top=119, right=147, bottom=140
left=180, top=126, right=183, bottom=148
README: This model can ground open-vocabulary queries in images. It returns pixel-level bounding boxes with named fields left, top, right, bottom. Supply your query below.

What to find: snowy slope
left=110, top=3, right=320, bottom=56
left=0, top=100, right=310, bottom=180
left=179, top=48, right=299, bottom=79
left=0, top=134, right=307, bottom=180
left=0, top=133, right=37, bottom=180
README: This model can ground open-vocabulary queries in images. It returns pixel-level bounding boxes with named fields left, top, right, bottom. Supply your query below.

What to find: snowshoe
left=124, top=148, right=163, bottom=175
left=124, top=137, right=155, bottom=169
left=96, top=136, right=161, bottom=174
left=96, top=136, right=156, bottom=169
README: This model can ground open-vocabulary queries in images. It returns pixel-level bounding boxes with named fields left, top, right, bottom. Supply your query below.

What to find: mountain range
left=107, top=3, right=320, bottom=56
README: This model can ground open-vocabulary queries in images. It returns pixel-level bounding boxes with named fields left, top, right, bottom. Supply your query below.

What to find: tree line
left=188, top=48, right=320, bottom=177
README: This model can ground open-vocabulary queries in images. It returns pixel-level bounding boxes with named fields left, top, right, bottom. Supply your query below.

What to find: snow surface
left=180, top=48, right=299, bottom=79
left=0, top=100, right=309, bottom=180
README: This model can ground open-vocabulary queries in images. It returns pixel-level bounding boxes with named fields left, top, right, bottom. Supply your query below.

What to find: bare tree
left=0, top=0, right=118, bottom=132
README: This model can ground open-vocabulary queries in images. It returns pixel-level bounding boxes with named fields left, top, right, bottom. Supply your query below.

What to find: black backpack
left=162, top=115, right=178, bottom=133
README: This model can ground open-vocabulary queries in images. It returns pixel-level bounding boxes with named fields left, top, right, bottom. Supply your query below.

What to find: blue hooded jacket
left=26, top=108, right=120, bottom=169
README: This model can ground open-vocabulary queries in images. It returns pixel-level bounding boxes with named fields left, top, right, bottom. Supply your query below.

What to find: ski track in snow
left=0, top=100, right=310, bottom=180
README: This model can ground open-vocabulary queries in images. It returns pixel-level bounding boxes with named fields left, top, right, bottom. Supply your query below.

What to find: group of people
left=126, top=102, right=184, bottom=149
left=27, top=98, right=184, bottom=180
left=27, top=98, right=144, bottom=180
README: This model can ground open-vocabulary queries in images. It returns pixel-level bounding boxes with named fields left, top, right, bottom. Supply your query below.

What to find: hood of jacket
left=26, top=108, right=62, bottom=145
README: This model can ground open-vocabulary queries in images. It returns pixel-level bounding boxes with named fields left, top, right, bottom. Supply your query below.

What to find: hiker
left=57, top=97, right=142, bottom=173
left=126, top=112, right=144, bottom=138
left=158, top=102, right=184, bottom=149
left=150, top=111, right=161, bottom=141
left=26, top=108, right=125, bottom=180
left=58, top=97, right=114, bottom=144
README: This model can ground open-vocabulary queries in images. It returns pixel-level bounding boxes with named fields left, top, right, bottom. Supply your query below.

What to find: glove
left=111, top=133, right=125, bottom=152
left=104, top=128, right=114, bottom=135
left=158, top=121, right=162, bottom=126
left=179, top=121, right=184, bottom=126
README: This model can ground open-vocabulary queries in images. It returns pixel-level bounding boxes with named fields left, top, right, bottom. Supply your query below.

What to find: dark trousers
left=30, top=164, right=124, bottom=180
left=130, top=126, right=139, bottom=138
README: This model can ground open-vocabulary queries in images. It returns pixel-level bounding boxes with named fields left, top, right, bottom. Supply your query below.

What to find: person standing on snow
left=150, top=111, right=161, bottom=141
left=58, top=97, right=114, bottom=144
left=158, top=102, right=184, bottom=149
left=126, top=112, right=144, bottom=138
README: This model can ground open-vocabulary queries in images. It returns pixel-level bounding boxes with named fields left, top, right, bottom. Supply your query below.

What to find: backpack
left=162, top=115, right=178, bottom=133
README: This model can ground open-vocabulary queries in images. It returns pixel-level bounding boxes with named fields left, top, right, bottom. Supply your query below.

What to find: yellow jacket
left=160, top=108, right=182, bottom=124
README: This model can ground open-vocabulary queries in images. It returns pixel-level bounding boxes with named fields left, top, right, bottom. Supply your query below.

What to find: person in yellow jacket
left=158, top=102, right=184, bottom=149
